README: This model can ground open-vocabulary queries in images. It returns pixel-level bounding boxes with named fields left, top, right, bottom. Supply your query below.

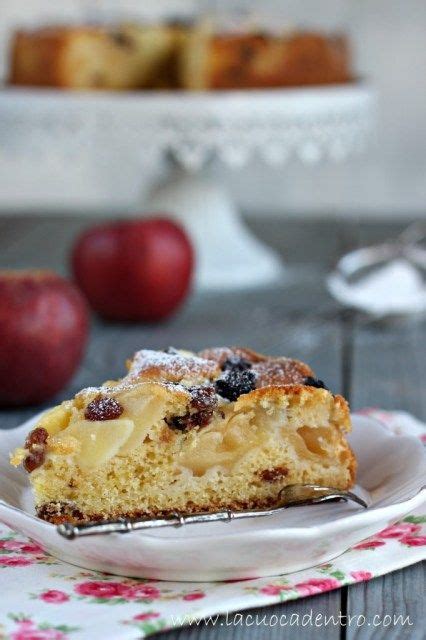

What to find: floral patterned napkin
left=1, top=409, right=425, bottom=640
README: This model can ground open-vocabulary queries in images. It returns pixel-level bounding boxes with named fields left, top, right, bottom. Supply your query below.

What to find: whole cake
left=9, top=23, right=351, bottom=91
left=11, top=347, right=356, bottom=524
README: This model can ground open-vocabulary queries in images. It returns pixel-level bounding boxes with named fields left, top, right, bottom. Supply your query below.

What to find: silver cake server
left=57, top=485, right=368, bottom=540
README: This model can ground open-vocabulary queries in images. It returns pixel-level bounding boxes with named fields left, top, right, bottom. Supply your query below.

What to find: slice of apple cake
left=11, top=347, right=356, bottom=524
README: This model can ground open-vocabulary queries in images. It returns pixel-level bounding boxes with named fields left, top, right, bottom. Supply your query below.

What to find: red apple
left=71, top=217, right=194, bottom=321
left=0, top=270, right=89, bottom=406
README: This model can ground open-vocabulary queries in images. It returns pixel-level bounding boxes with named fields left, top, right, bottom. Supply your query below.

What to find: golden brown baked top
left=126, top=346, right=315, bottom=390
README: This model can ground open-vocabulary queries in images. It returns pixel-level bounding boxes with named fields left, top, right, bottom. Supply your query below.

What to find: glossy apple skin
left=71, top=218, right=194, bottom=321
left=0, top=271, right=89, bottom=406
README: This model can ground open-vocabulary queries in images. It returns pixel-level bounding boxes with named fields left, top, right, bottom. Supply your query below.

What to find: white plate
left=0, top=413, right=425, bottom=582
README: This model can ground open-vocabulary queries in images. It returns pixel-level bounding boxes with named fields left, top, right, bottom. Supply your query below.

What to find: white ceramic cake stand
left=0, top=84, right=375, bottom=289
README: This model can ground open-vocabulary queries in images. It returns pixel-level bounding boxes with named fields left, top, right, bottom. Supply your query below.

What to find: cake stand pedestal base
left=146, top=169, right=282, bottom=291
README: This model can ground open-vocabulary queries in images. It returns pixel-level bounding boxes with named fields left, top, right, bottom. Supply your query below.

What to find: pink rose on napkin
left=400, top=535, right=426, bottom=546
left=260, top=584, right=291, bottom=596
left=352, top=539, right=385, bottom=550
left=0, top=555, right=33, bottom=567
left=133, top=613, right=160, bottom=621
left=350, top=571, right=372, bottom=581
left=125, top=585, right=161, bottom=600
left=12, top=630, right=64, bottom=640
left=11, top=620, right=65, bottom=640
left=377, top=523, right=421, bottom=539
left=183, top=591, right=205, bottom=601
left=0, top=540, right=43, bottom=553
left=75, top=580, right=129, bottom=598
left=295, top=578, right=340, bottom=596
left=40, top=590, right=70, bottom=603
left=1, top=540, right=27, bottom=551
left=21, top=543, right=45, bottom=555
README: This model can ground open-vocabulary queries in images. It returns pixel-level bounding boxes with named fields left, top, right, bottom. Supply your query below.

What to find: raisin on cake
left=11, top=347, right=356, bottom=524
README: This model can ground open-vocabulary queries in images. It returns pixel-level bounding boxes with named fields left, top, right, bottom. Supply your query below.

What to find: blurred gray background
left=0, top=0, right=425, bottom=219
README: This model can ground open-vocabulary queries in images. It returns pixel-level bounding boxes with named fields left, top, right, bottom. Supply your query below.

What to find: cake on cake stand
left=0, top=84, right=375, bottom=289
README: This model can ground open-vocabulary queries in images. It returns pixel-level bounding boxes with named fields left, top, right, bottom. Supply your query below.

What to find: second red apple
left=72, top=218, right=194, bottom=321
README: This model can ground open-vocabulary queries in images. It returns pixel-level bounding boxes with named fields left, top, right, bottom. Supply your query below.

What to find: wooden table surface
left=0, top=215, right=424, bottom=639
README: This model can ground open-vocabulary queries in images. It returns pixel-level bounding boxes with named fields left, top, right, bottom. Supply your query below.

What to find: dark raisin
left=193, top=409, right=215, bottom=427
left=23, top=427, right=48, bottom=473
left=24, top=449, right=45, bottom=473
left=304, top=376, right=329, bottom=390
left=166, top=385, right=217, bottom=431
left=164, top=346, right=180, bottom=354
left=215, top=369, right=256, bottom=401
left=166, top=415, right=190, bottom=431
left=260, top=466, right=288, bottom=482
left=84, top=397, right=124, bottom=421
left=221, top=356, right=252, bottom=372
left=166, top=408, right=215, bottom=431
left=25, top=427, right=48, bottom=449
left=189, top=385, right=217, bottom=411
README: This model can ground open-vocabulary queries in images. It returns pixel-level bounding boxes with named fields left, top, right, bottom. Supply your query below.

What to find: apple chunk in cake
left=11, top=347, right=356, bottom=524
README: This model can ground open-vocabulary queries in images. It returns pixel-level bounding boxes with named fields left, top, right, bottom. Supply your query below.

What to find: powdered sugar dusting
left=128, top=349, right=219, bottom=385
left=76, top=348, right=316, bottom=402
left=253, top=358, right=312, bottom=387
